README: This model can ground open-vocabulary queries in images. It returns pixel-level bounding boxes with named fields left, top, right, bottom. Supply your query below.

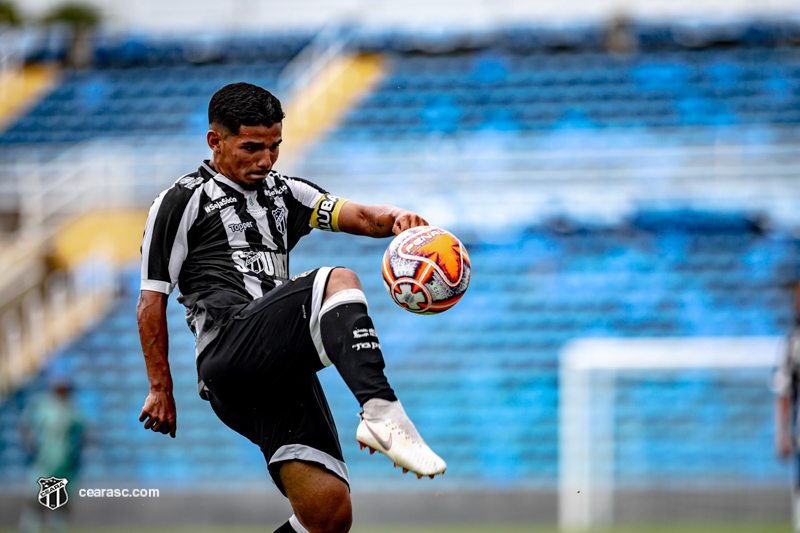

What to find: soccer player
left=137, top=82, right=446, bottom=533
left=775, top=282, right=800, bottom=533
left=18, top=374, right=84, bottom=532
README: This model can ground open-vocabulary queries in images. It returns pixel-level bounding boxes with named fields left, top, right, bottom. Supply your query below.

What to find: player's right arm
left=137, top=177, right=202, bottom=438
left=776, top=393, right=792, bottom=459
left=137, top=290, right=176, bottom=438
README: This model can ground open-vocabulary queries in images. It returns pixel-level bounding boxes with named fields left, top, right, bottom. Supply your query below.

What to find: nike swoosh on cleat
left=364, top=421, right=392, bottom=451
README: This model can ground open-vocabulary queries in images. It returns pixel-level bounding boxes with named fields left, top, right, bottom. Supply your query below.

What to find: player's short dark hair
left=208, top=82, right=285, bottom=135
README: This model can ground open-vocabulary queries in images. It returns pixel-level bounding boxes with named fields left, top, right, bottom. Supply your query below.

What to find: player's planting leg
left=319, top=268, right=447, bottom=478
left=277, top=461, right=352, bottom=533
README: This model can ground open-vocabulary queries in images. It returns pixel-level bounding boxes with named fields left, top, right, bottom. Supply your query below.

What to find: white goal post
left=558, top=336, right=785, bottom=531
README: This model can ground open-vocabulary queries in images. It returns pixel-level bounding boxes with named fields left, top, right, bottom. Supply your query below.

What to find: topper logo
left=228, top=221, right=253, bottom=232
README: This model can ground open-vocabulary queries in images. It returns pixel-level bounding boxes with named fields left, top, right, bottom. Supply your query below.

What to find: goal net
left=558, top=337, right=786, bottom=531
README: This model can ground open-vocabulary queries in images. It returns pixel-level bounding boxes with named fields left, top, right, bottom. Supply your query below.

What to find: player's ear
left=207, top=129, right=222, bottom=154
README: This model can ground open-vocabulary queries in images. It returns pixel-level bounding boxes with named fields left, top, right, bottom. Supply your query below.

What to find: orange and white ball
left=382, top=226, right=471, bottom=314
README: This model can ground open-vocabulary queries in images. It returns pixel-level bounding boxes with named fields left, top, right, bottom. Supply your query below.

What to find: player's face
left=208, top=123, right=282, bottom=190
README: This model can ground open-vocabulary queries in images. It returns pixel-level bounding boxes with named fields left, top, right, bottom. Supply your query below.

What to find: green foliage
left=42, top=2, right=101, bottom=29
left=0, top=1, right=20, bottom=25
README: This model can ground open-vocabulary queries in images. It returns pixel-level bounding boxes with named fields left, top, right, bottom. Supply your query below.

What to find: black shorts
left=197, top=267, right=349, bottom=495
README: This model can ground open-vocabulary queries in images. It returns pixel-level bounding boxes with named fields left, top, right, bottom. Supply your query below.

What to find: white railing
left=0, top=136, right=207, bottom=232
left=0, top=129, right=798, bottom=232
left=0, top=129, right=799, bottom=235
left=0, top=255, right=116, bottom=398
left=294, top=134, right=800, bottom=229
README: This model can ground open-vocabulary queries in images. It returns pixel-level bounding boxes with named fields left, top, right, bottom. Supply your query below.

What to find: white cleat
left=356, top=398, right=447, bottom=479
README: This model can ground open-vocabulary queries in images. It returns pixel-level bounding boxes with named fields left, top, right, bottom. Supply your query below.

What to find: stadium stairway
left=0, top=63, right=59, bottom=131
left=0, top=211, right=796, bottom=492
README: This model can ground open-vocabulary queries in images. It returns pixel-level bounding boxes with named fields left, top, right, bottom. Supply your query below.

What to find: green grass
left=0, top=524, right=791, bottom=533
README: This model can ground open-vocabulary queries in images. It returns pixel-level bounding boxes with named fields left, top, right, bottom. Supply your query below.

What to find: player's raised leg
left=273, top=461, right=352, bottom=533
left=318, top=267, right=447, bottom=478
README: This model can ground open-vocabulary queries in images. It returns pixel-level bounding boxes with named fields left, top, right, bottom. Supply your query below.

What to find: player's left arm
left=302, top=184, right=427, bottom=237
left=337, top=201, right=428, bottom=237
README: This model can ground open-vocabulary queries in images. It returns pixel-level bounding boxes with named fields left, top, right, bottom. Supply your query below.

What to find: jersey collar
left=201, top=160, right=246, bottom=194
left=201, top=160, right=277, bottom=194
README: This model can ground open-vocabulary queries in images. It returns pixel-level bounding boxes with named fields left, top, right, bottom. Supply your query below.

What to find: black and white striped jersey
left=140, top=160, right=349, bottom=355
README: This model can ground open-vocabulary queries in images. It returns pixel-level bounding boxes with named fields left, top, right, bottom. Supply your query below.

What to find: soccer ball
left=382, top=226, right=471, bottom=314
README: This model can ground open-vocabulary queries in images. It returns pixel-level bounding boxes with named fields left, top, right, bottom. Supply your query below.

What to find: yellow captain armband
left=310, top=194, right=349, bottom=232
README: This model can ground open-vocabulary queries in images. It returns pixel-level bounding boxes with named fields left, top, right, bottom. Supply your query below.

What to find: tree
left=0, top=1, right=21, bottom=26
left=43, top=3, right=101, bottom=68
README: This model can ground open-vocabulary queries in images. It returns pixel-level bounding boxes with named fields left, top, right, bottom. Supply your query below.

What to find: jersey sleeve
left=309, top=193, right=349, bottom=232
left=140, top=182, right=201, bottom=295
left=283, top=176, right=349, bottom=250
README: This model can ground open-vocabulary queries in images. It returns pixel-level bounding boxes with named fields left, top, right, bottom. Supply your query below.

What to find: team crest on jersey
left=38, top=476, right=69, bottom=510
left=272, top=206, right=287, bottom=235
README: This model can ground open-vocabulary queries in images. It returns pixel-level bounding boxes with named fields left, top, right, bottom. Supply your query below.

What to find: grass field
left=0, top=524, right=791, bottom=533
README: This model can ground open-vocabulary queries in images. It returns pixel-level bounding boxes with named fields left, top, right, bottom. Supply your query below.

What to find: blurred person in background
left=18, top=374, right=84, bottom=533
left=137, top=82, right=446, bottom=533
left=775, top=282, right=800, bottom=533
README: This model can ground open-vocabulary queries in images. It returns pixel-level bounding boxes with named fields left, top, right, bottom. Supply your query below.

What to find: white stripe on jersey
left=243, top=189, right=281, bottom=250
left=206, top=180, right=263, bottom=299
left=170, top=188, right=203, bottom=294
left=212, top=171, right=282, bottom=250
left=285, top=177, right=325, bottom=209
left=141, top=183, right=203, bottom=295
left=140, top=190, right=166, bottom=285
left=207, top=180, right=249, bottom=249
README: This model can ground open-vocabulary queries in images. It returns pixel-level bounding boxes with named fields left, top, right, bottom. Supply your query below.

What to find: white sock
left=289, top=514, right=310, bottom=533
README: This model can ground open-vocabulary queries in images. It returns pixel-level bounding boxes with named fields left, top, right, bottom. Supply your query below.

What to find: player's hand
left=139, top=390, right=177, bottom=438
left=392, top=210, right=428, bottom=235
